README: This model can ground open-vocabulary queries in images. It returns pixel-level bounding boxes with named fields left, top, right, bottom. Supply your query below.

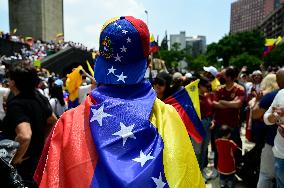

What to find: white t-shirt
left=0, top=87, right=9, bottom=120
left=264, top=89, right=284, bottom=159
left=78, top=85, right=92, bottom=104
left=49, top=98, right=66, bottom=117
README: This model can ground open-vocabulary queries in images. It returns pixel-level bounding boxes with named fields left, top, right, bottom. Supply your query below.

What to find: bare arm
left=13, top=122, right=32, bottom=165
left=213, top=101, right=227, bottom=109
left=252, top=103, right=266, bottom=120
left=45, top=113, right=58, bottom=138
left=81, top=69, right=96, bottom=88
left=219, top=99, right=243, bottom=109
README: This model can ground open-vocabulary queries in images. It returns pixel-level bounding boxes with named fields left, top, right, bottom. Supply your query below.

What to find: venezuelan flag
left=164, top=80, right=205, bottom=144
left=262, top=36, right=282, bottom=57
left=150, top=34, right=159, bottom=53
left=34, top=81, right=205, bottom=188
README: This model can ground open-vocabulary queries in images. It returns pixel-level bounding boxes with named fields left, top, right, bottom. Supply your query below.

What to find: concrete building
left=230, top=0, right=284, bottom=34
left=260, top=3, right=284, bottom=37
left=186, top=36, right=206, bottom=57
left=170, top=31, right=206, bottom=56
left=9, top=0, right=64, bottom=41
left=170, top=31, right=187, bottom=50
left=230, top=0, right=264, bottom=33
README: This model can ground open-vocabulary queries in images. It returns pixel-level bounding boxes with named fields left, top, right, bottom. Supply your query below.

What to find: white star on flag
left=90, top=104, right=112, bottom=126
left=114, top=53, right=122, bottom=62
left=152, top=173, right=166, bottom=188
left=116, top=72, right=127, bottom=83
left=133, top=150, right=155, bottom=167
left=117, top=25, right=122, bottom=29
left=120, top=45, right=127, bottom=53
left=107, top=66, right=116, bottom=75
left=114, top=22, right=118, bottom=26
left=126, top=37, right=131, bottom=43
left=112, top=122, right=136, bottom=146
left=122, top=30, right=128, bottom=34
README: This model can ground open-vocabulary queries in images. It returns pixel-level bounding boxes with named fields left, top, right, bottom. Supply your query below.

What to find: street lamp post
left=145, top=10, right=149, bottom=26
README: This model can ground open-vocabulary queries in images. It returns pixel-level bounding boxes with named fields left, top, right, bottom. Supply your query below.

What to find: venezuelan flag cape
left=34, top=81, right=205, bottom=188
left=164, top=82, right=206, bottom=144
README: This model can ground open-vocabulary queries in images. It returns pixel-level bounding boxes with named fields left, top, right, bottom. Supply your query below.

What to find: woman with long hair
left=49, top=80, right=66, bottom=117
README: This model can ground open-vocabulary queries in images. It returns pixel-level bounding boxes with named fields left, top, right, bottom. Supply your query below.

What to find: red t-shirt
left=200, top=93, right=214, bottom=119
left=215, top=138, right=238, bottom=175
left=214, top=83, right=245, bottom=127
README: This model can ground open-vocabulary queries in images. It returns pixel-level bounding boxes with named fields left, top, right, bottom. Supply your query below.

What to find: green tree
left=188, top=54, right=209, bottom=71
left=171, top=42, right=181, bottom=51
left=229, top=53, right=262, bottom=73
left=206, top=30, right=265, bottom=66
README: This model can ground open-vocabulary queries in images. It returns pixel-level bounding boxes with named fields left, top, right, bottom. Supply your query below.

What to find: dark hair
left=154, top=71, right=172, bottom=100
left=8, top=61, right=39, bottom=94
left=198, top=77, right=211, bottom=91
left=219, top=125, right=232, bottom=138
left=50, top=85, right=65, bottom=106
left=225, top=66, right=238, bottom=80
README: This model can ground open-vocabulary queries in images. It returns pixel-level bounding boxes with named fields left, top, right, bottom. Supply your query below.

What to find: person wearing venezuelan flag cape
left=34, top=16, right=205, bottom=188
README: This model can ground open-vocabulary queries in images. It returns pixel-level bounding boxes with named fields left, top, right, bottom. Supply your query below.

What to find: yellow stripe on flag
left=86, top=60, right=94, bottom=77
left=150, top=99, right=205, bottom=188
left=150, top=34, right=155, bottom=42
left=185, top=79, right=201, bottom=119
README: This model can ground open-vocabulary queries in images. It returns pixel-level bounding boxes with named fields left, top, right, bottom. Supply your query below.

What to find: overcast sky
left=0, top=0, right=235, bottom=49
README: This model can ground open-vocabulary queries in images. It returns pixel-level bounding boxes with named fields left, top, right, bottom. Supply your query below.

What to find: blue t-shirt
left=259, top=90, right=279, bottom=146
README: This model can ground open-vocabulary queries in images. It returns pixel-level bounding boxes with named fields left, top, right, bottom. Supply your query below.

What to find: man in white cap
left=203, top=66, right=220, bottom=92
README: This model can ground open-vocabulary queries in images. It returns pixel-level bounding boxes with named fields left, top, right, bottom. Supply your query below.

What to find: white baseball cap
left=185, top=72, right=193, bottom=78
left=203, top=66, right=218, bottom=77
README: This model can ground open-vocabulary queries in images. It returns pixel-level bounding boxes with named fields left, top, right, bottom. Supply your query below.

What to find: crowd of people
left=0, top=16, right=284, bottom=188
left=0, top=31, right=91, bottom=64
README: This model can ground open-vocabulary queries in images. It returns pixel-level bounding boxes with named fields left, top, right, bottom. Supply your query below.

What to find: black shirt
left=1, top=90, right=52, bottom=171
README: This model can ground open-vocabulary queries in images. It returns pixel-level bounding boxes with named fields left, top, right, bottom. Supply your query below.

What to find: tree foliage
left=206, top=30, right=265, bottom=66
left=154, top=42, right=192, bottom=68
left=229, top=53, right=262, bottom=73
left=264, top=44, right=284, bottom=67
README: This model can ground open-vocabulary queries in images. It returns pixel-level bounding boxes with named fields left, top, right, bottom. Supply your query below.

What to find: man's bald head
left=276, top=68, right=284, bottom=89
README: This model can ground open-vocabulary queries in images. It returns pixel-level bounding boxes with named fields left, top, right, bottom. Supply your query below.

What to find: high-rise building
left=264, top=0, right=276, bottom=17
left=230, top=0, right=264, bottom=33
left=9, top=0, right=64, bottom=41
left=230, top=0, right=284, bottom=34
left=170, top=31, right=206, bottom=56
left=260, top=2, right=284, bottom=37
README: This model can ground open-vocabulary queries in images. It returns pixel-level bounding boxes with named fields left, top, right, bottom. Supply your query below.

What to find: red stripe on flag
left=165, top=96, right=203, bottom=143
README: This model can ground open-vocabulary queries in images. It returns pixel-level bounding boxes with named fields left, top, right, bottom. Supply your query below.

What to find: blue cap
left=54, top=79, right=63, bottom=86
left=94, top=16, right=150, bottom=85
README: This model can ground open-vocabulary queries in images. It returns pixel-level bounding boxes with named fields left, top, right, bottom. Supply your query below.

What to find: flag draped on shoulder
left=34, top=81, right=205, bottom=188
left=164, top=80, right=205, bottom=144
left=186, top=79, right=201, bottom=119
